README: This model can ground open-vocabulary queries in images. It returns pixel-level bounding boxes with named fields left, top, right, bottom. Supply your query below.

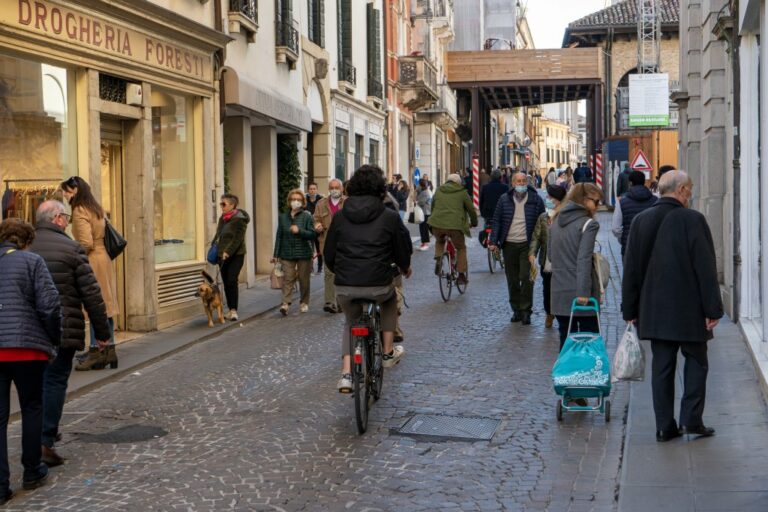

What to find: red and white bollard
left=472, top=154, right=480, bottom=212
left=595, top=152, right=603, bottom=188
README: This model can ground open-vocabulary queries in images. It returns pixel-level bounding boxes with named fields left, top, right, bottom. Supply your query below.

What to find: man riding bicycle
left=324, top=165, right=413, bottom=393
left=428, top=173, right=478, bottom=285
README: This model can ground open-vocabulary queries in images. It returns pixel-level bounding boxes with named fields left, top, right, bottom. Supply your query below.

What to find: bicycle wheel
left=496, top=250, right=505, bottom=270
left=352, top=337, right=370, bottom=434
left=438, top=252, right=452, bottom=302
left=487, top=246, right=495, bottom=274
left=370, top=330, right=384, bottom=401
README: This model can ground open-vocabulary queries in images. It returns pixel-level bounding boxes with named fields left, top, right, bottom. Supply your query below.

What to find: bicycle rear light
left=353, top=347, right=363, bottom=364
left=351, top=326, right=369, bottom=336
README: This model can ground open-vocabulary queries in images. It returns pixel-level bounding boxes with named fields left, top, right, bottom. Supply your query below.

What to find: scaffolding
left=636, top=0, right=660, bottom=74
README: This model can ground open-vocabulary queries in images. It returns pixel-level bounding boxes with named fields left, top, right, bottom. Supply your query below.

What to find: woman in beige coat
left=60, top=176, right=119, bottom=370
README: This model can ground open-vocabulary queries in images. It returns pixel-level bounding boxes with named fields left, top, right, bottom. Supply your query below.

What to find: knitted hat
left=546, top=183, right=567, bottom=202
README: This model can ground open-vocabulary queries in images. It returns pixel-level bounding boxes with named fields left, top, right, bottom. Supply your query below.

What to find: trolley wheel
left=438, top=253, right=452, bottom=302
left=604, top=399, right=611, bottom=422
left=556, top=399, right=563, bottom=422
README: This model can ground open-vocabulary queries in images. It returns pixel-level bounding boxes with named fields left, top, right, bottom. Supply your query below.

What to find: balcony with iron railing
left=339, top=59, right=357, bottom=90
left=398, top=55, right=439, bottom=111
left=275, top=15, right=299, bottom=68
left=228, top=0, right=258, bottom=43
left=418, top=84, right=457, bottom=129
left=367, top=74, right=383, bottom=101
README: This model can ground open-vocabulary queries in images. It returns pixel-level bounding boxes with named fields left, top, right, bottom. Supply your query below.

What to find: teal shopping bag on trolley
left=552, top=299, right=611, bottom=395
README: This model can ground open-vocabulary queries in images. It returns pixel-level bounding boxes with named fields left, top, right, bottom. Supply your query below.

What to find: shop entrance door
left=100, top=118, right=127, bottom=332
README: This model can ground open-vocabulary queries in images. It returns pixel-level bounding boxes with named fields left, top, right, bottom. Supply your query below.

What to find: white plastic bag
left=611, top=323, right=645, bottom=382
left=414, top=205, right=425, bottom=224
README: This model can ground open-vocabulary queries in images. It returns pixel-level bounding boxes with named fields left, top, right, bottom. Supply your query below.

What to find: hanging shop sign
left=629, top=73, right=670, bottom=127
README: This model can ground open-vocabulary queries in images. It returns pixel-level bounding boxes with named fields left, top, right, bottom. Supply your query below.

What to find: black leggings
left=419, top=215, right=431, bottom=244
left=555, top=314, right=599, bottom=351
left=220, top=254, right=245, bottom=310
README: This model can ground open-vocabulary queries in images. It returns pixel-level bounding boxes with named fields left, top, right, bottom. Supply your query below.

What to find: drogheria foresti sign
left=0, top=0, right=213, bottom=84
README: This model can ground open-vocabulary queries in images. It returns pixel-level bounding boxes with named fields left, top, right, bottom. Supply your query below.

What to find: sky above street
left=524, top=0, right=611, bottom=49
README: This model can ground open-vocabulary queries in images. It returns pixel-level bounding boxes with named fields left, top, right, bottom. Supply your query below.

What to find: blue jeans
left=89, top=317, right=115, bottom=349
left=0, top=361, right=47, bottom=491
left=41, top=348, right=75, bottom=448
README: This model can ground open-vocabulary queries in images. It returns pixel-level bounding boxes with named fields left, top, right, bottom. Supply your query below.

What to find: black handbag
left=104, top=218, right=127, bottom=260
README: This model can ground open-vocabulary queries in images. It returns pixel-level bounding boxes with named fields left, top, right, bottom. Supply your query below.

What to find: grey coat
left=549, top=202, right=600, bottom=317
left=416, top=189, right=432, bottom=216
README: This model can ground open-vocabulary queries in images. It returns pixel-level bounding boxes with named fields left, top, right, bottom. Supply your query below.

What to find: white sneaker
left=337, top=374, right=353, bottom=393
left=300, top=303, right=309, bottom=313
left=419, top=244, right=430, bottom=251
left=228, top=309, right=238, bottom=321
left=383, top=344, right=405, bottom=368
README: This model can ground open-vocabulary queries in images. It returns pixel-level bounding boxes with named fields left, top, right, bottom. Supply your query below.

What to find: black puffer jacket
left=0, top=242, right=61, bottom=356
left=324, top=195, right=412, bottom=287
left=30, top=222, right=111, bottom=350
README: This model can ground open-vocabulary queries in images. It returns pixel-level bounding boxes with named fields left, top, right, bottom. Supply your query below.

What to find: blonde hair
left=286, top=188, right=306, bottom=209
left=566, top=183, right=605, bottom=218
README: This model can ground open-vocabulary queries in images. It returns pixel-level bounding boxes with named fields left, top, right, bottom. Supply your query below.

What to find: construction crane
left=637, top=0, right=660, bottom=73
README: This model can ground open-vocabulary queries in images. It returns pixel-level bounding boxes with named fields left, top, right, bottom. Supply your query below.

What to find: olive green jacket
left=427, top=181, right=478, bottom=236
left=214, top=210, right=250, bottom=257
left=529, top=211, right=550, bottom=268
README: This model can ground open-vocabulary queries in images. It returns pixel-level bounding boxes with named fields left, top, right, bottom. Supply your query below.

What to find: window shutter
left=367, top=5, right=374, bottom=76
left=318, top=0, right=324, bottom=47
left=307, top=0, right=314, bottom=42
left=342, top=0, right=352, bottom=61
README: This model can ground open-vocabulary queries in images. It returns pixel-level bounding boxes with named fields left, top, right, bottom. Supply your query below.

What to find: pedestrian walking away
left=212, top=193, right=250, bottom=322
left=573, top=161, right=593, bottom=184
left=529, top=184, right=567, bottom=329
left=428, top=173, right=478, bottom=286
left=313, top=179, right=346, bottom=314
left=612, top=170, right=657, bottom=255
left=549, top=183, right=603, bottom=348
left=60, top=176, right=119, bottom=371
left=616, top=163, right=632, bottom=199
left=622, top=171, right=723, bottom=442
left=273, top=189, right=317, bottom=316
left=305, top=183, right=323, bottom=274
left=322, top=165, right=412, bottom=393
left=0, top=218, right=61, bottom=504
left=489, top=171, right=545, bottom=325
left=416, top=179, right=432, bottom=251
left=29, top=201, right=111, bottom=468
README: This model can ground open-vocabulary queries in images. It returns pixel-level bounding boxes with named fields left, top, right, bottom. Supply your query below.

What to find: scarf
left=223, top=209, right=238, bottom=222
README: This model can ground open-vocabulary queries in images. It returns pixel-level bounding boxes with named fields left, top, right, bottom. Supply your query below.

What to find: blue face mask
left=545, top=198, right=556, bottom=210
left=514, top=185, right=528, bottom=194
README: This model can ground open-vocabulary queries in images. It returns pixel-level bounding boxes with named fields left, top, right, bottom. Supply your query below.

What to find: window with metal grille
left=307, top=0, right=324, bottom=47
left=99, top=74, right=127, bottom=104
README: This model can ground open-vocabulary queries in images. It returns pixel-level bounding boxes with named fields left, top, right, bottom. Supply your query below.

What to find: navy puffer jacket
left=619, top=186, right=658, bottom=251
left=0, top=242, right=61, bottom=357
left=490, top=187, right=546, bottom=246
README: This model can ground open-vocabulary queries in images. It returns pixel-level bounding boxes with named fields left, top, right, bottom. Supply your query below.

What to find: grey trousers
left=336, top=285, right=397, bottom=357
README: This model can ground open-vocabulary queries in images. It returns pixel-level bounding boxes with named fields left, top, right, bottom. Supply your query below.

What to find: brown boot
left=74, top=348, right=106, bottom=371
left=545, top=314, right=555, bottom=328
left=104, top=345, right=118, bottom=369
left=41, top=446, right=65, bottom=467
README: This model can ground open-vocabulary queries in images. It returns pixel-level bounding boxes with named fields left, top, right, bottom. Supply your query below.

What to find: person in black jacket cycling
left=30, top=200, right=111, bottom=467
left=324, top=165, right=413, bottom=393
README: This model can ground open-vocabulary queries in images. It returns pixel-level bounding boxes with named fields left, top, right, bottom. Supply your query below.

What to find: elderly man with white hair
left=313, top=179, right=346, bottom=314
left=428, top=173, right=478, bottom=285
left=29, top=200, right=111, bottom=467
left=622, top=171, right=723, bottom=443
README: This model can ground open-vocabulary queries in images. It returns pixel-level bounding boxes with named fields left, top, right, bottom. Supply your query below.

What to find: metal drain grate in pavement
left=394, top=414, right=500, bottom=441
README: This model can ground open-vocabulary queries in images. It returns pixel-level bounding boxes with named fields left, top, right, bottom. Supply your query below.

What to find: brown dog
left=195, top=271, right=225, bottom=327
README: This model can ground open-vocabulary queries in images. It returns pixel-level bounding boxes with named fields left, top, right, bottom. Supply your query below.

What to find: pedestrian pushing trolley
left=552, top=298, right=611, bottom=422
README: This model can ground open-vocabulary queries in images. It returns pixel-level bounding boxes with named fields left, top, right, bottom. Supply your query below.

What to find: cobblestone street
left=4, top=218, right=629, bottom=512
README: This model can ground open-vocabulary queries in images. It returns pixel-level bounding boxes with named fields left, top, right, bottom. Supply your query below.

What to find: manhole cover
left=76, top=424, right=168, bottom=444
left=393, top=414, right=500, bottom=441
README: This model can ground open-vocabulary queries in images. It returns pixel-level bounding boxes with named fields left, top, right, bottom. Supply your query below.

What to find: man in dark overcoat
left=622, top=171, right=723, bottom=442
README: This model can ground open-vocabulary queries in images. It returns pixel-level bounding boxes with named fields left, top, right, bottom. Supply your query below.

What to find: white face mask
left=290, top=200, right=302, bottom=210
left=329, top=189, right=342, bottom=199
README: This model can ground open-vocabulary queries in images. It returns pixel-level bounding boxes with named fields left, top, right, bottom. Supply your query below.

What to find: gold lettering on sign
left=13, top=0, right=209, bottom=81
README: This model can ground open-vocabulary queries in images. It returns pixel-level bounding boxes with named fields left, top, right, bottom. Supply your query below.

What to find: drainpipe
left=383, top=0, right=390, bottom=175
left=731, top=1, right=742, bottom=322
left=605, top=28, right=613, bottom=136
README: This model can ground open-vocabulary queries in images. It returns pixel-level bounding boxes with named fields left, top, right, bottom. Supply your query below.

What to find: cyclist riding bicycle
left=324, top=165, right=413, bottom=393
left=428, top=173, right=478, bottom=285
left=479, top=169, right=510, bottom=237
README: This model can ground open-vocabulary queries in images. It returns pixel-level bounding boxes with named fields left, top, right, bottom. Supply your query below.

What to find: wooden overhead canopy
left=447, top=48, right=604, bottom=108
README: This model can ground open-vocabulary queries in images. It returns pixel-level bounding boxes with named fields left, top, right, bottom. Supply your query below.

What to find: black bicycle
left=349, top=299, right=384, bottom=434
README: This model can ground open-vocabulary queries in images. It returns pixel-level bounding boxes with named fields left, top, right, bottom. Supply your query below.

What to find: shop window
left=152, top=90, right=197, bottom=265
left=0, top=54, right=76, bottom=221
left=354, top=134, right=364, bottom=171
left=335, top=128, right=348, bottom=180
